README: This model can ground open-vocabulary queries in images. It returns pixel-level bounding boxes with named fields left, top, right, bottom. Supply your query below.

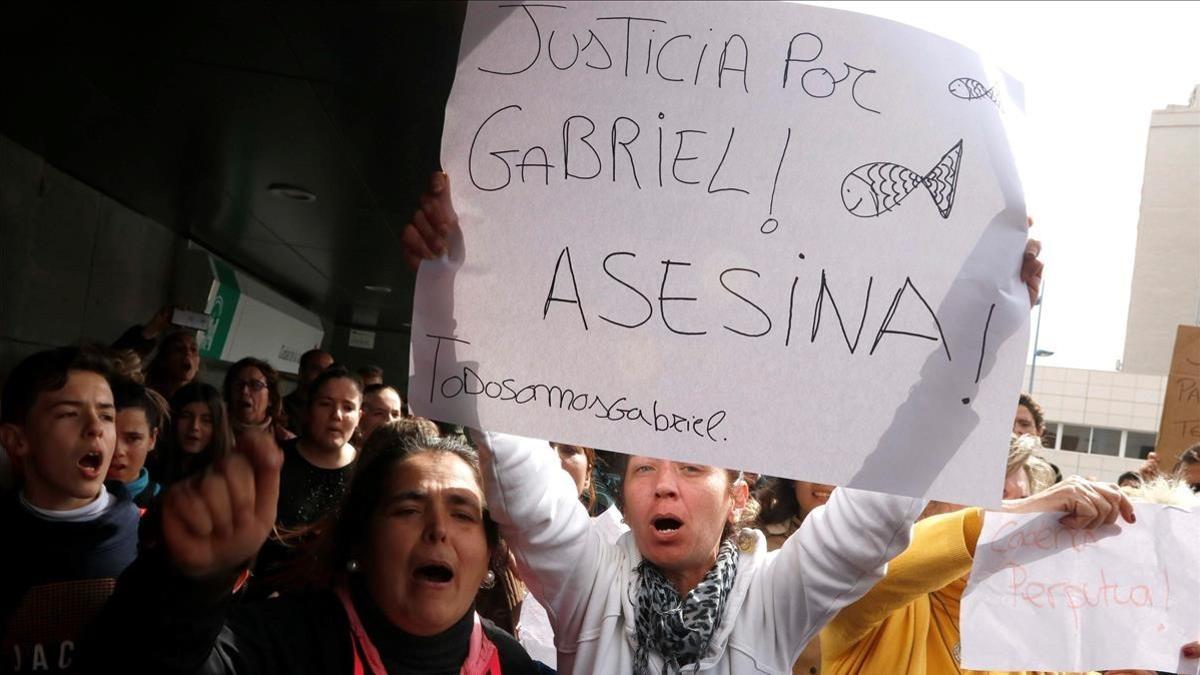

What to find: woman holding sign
left=401, top=173, right=1046, bottom=674
left=469, top=429, right=924, bottom=674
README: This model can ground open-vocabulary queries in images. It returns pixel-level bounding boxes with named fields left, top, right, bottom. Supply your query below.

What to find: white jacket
left=474, top=430, right=926, bottom=674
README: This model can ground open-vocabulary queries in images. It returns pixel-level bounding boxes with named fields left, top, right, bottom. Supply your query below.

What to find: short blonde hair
left=1121, top=477, right=1200, bottom=508
left=107, top=348, right=144, bottom=384
left=1008, top=433, right=1054, bottom=495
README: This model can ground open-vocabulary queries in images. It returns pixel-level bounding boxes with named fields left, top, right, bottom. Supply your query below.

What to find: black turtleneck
left=350, top=577, right=474, bottom=674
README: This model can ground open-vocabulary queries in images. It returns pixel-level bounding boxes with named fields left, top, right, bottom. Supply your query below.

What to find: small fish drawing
left=840, top=140, right=963, bottom=219
left=948, top=77, right=998, bottom=105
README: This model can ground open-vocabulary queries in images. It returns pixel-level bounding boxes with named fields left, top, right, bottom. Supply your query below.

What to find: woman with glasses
left=222, top=357, right=295, bottom=444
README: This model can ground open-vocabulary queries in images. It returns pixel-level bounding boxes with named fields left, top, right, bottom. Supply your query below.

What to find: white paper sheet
left=410, top=1, right=1032, bottom=506
left=962, top=505, right=1200, bottom=674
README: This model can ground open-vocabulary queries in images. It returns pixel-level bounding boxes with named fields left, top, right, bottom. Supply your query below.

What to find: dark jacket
left=281, top=390, right=305, bottom=436
left=0, top=484, right=139, bottom=674
left=78, top=551, right=538, bottom=675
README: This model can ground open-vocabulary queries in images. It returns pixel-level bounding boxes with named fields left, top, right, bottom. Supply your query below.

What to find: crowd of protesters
left=0, top=172, right=1197, bottom=675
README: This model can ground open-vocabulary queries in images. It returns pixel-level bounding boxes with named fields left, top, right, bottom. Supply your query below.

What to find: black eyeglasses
left=236, top=380, right=269, bottom=392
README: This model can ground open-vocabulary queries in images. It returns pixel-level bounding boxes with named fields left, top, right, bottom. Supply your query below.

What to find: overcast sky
left=809, top=1, right=1200, bottom=371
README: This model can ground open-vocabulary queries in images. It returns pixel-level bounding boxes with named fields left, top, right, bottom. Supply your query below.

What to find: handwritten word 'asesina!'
left=475, top=4, right=879, bottom=112
left=539, top=246, right=957, bottom=362
left=424, top=334, right=729, bottom=442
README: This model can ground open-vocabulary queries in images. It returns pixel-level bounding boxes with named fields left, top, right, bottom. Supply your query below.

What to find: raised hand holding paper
left=962, top=505, right=1200, bottom=674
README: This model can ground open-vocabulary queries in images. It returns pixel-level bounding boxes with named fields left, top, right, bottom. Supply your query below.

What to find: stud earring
left=346, top=559, right=360, bottom=573
left=480, top=569, right=496, bottom=590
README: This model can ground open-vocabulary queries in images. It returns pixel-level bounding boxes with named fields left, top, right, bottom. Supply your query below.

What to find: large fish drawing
left=840, top=140, right=963, bottom=219
left=948, top=77, right=998, bottom=105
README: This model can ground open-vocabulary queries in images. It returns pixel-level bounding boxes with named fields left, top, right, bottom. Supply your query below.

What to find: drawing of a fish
left=840, top=140, right=963, bottom=219
left=948, top=77, right=998, bottom=105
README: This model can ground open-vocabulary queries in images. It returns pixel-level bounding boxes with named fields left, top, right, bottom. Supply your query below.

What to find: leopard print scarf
left=633, top=538, right=740, bottom=675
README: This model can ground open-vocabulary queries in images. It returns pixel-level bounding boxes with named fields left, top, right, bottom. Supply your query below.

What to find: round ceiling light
left=267, top=183, right=317, bottom=202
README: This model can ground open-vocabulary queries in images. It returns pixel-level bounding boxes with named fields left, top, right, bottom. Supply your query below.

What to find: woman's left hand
left=1020, top=216, right=1043, bottom=307
left=1021, top=238, right=1043, bottom=307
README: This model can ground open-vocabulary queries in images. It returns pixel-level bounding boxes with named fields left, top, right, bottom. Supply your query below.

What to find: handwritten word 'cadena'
left=988, top=519, right=1102, bottom=555
left=475, top=4, right=879, bottom=112
left=1006, top=563, right=1168, bottom=631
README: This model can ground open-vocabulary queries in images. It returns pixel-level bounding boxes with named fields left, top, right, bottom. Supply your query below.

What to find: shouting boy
left=0, top=347, right=139, bottom=674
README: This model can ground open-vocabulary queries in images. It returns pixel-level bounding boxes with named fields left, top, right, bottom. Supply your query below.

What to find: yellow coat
left=819, top=508, right=1096, bottom=675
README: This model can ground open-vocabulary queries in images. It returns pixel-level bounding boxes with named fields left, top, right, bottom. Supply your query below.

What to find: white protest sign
left=962, top=505, right=1200, bottom=674
left=410, top=1, right=1031, bottom=506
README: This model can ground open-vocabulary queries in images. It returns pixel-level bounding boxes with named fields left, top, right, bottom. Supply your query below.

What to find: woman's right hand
left=142, top=304, right=177, bottom=339
left=402, top=171, right=460, bottom=271
left=1000, top=476, right=1135, bottom=529
left=162, top=430, right=283, bottom=578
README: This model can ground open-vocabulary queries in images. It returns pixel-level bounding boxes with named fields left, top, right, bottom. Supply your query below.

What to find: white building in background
left=1025, top=364, right=1165, bottom=480
left=1122, top=85, right=1200, bottom=376
left=1029, top=86, right=1200, bottom=481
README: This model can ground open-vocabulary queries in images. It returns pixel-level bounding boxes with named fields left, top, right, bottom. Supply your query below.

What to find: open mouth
left=78, top=451, right=103, bottom=474
left=414, top=564, right=454, bottom=583
left=653, top=517, right=683, bottom=532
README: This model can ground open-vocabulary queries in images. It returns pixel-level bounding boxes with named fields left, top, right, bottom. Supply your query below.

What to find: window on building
left=1041, top=423, right=1058, bottom=449
left=1060, top=424, right=1089, bottom=452
left=1126, top=431, right=1157, bottom=459
left=1091, top=428, right=1121, bottom=456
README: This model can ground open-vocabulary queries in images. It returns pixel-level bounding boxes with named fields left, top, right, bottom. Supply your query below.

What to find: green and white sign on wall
left=199, top=258, right=324, bottom=374
left=200, top=259, right=241, bottom=361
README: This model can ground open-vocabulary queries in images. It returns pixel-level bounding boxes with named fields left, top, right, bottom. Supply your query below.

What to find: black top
left=1, top=483, right=139, bottom=674
left=77, top=553, right=537, bottom=675
left=275, top=438, right=355, bottom=529
left=280, top=390, right=305, bottom=436
left=248, top=439, right=357, bottom=598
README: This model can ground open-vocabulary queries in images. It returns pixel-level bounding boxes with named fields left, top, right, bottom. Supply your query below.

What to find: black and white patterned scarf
left=633, top=538, right=740, bottom=675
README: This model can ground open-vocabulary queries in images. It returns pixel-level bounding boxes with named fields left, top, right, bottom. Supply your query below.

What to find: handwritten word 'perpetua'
left=1006, top=563, right=1169, bottom=631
